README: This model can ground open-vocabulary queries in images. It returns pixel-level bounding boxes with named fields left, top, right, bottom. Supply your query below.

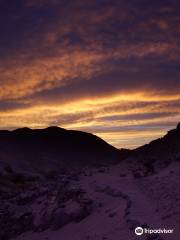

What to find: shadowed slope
left=0, top=126, right=124, bottom=172
left=135, top=123, right=180, bottom=158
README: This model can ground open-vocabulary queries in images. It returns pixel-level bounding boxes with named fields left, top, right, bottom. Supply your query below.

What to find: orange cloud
left=0, top=90, right=179, bottom=148
left=0, top=49, right=105, bottom=100
left=0, top=40, right=177, bottom=102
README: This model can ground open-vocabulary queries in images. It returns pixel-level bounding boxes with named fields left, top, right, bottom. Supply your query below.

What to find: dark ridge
left=0, top=126, right=124, bottom=172
left=135, top=122, right=180, bottom=158
left=177, top=122, right=180, bottom=130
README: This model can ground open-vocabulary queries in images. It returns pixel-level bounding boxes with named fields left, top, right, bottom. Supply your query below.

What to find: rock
left=50, top=209, right=71, bottom=230
left=73, top=199, right=94, bottom=222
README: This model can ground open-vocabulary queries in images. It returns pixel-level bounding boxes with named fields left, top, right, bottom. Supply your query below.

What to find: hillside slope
left=0, top=124, right=179, bottom=240
left=0, top=127, right=123, bottom=172
left=136, top=123, right=180, bottom=159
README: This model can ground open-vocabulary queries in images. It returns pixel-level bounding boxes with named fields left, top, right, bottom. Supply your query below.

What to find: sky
left=0, top=0, right=180, bottom=149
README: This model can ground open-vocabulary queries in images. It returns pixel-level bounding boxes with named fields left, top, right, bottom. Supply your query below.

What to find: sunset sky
left=0, top=0, right=180, bottom=148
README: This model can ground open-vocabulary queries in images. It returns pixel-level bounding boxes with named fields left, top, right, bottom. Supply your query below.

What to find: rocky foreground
left=0, top=157, right=179, bottom=240
left=1, top=124, right=180, bottom=240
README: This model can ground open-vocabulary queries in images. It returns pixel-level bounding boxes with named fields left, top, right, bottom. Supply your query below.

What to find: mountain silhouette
left=0, top=124, right=179, bottom=173
left=0, top=126, right=125, bottom=172
left=135, top=122, right=180, bottom=161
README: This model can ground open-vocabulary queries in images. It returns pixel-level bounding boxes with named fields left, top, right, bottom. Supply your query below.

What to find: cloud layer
left=0, top=0, right=180, bottom=148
